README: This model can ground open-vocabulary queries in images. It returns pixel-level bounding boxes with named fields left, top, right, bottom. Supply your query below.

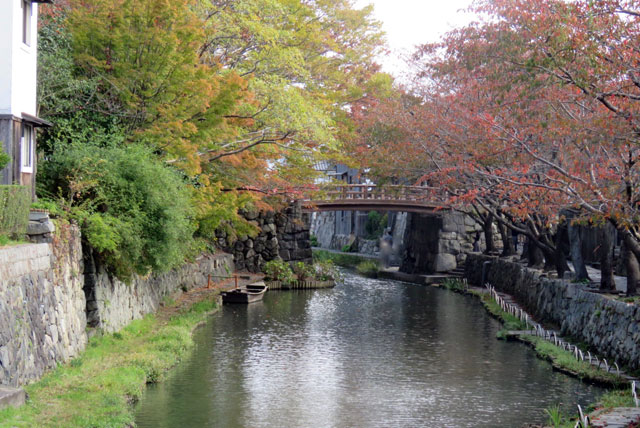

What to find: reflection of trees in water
left=136, top=273, right=605, bottom=428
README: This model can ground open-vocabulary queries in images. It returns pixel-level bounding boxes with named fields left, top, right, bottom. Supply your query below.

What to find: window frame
left=22, top=0, right=32, bottom=47
left=21, top=123, right=34, bottom=173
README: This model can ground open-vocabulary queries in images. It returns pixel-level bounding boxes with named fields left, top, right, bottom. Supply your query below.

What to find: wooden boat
left=221, top=282, right=268, bottom=304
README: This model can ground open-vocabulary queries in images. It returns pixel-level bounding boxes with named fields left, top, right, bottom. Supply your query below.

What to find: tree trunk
left=599, top=225, right=616, bottom=291
left=498, top=220, right=516, bottom=257
left=527, top=239, right=544, bottom=269
left=625, top=245, right=639, bottom=296
left=483, top=213, right=496, bottom=254
left=553, top=223, right=571, bottom=278
left=542, top=246, right=556, bottom=272
left=568, top=221, right=589, bottom=281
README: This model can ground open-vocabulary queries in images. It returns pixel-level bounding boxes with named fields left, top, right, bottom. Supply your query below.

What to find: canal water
left=135, top=273, right=605, bottom=428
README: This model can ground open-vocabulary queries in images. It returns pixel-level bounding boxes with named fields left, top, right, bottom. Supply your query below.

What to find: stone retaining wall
left=465, top=254, right=640, bottom=370
left=84, top=251, right=234, bottom=333
left=0, top=220, right=236, bottom=386
left=219, top=203, right=312, bottom=273
left=0, top=223, right=86, bottom=387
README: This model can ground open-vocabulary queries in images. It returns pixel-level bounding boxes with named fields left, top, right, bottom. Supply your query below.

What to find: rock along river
left=135, top=272, right=605, bottom=428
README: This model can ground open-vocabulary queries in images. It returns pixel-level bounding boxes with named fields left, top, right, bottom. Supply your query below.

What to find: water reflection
left=135, top=273, right=605, bottom=428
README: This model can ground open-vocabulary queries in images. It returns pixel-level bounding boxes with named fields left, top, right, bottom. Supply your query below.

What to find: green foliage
left=0, top=185, right=31, bottom=239
left=442, top=278, right=467, bottom=293
left=30, top=199, right=63, bottom=217
left=37, top=7, right=126, bottom=153
left=598, top=388, right=635, bottom=408
left=38, top=144, right=194, bottom=281
left=478, top=293, right=528, bottom=331
left=341, top=244, right=354, bottom=253
left=313, top=260, right=341, bottom=282
left=524, top=335, right=626, bottom=386
left=310, top=234, right=319, bottom=247
left=313, top=249, right=372, bottom=268
left=200, top=0, right=386, bottom=160
left=364, top=211, right=388, bottom=239
left=0, top=147, right=10, bottom=171
left=356, top=260, right=380, bottom=278
left=264, top=259, right=295, bottom=283
left=545, top=404, right=565, bottom=428
left=293, top=262, right=315, bottom=281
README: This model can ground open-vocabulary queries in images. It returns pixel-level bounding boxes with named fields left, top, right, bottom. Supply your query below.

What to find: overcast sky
left=354, top=0, right=475, bottom=76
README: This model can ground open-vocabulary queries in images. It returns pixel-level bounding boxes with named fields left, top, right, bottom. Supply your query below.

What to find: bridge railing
left=316, top=184, right=437, bottom=202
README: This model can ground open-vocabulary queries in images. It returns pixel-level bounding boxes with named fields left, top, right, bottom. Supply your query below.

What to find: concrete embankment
left=465, top=254, right=640, bottom=371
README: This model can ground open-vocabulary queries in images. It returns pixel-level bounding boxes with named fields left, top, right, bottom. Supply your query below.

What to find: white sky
left=355, top=0, right=475, bottom=77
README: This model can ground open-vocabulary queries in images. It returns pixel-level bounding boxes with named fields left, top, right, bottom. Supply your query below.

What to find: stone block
left=432, top=253, right=456, bottom=272
left=0, top=387, right=26, bottom=409
left=262, top=223, right=276, bottom=234
left=279, top=249, right=291, bottom=260
left=242, top=210, right=258, bottom=220
left=29, top=211, right=49, bottom=222
left=27, top=220, right=55, bottom=236
left=438, top=239, right=460, bottom=255
left=439, top=231, right=457, bottom=240
left=442, top=213, right=462, bottom=233
left=266, top=237, right=278, bottom=250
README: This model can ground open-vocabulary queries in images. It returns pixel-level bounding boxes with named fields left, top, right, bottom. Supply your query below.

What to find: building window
left=22, top=0, right=32, bottom=46
left=21, top=124, right=34, bottom=173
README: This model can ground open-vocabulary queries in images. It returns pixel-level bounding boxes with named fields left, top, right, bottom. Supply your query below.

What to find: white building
left=0, top=0, right=52, bottom=196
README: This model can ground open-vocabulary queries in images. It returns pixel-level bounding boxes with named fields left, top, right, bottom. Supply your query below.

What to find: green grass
left=312, top=249, right=376, bottom=268
left=0, top=297, right=219, bottom=428
left=524, top=335, right=627, bottom=387
left=472, top=291, right=626, bottom=387
left=475, top=292, right=528, bottom=331
left=598, top=387, right=635, bottom=408
left=0, top=234, right=28, bottom=247
left=473, top=289, right=634, bottom=426
left=441, top=278, right=468, bottom=293
left=356, top=260, right=380, bottom=278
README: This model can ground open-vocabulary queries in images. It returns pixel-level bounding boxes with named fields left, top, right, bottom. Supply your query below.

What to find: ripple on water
left=135, top=272, right=606, bottom=428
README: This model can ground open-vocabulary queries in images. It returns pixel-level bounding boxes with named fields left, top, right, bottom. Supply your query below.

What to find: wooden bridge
left=301, top=184, right=446, bottom=213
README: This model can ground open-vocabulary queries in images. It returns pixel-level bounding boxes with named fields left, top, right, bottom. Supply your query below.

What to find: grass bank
left=469, top=287, right=626, bottom=387
left=312, top=249, right=381, bottom=278
left=0, top=296, right=220, bottom=428
left=458, top=281, right=634, bottom=426
left=313, top=248, right=375, bottom=267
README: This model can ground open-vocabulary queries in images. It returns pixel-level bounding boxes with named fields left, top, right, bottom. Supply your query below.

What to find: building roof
left=22, top=113, right=52, bottom=128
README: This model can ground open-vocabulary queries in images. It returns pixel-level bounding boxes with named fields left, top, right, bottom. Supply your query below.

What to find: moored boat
left=221, top=281, right=268, bottom=304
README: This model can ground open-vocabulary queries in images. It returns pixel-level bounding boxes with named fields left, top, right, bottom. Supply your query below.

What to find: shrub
left=31, top=199, right=63, bottom=217
left=356, top=260, right=380, bottom=277
left=293, top=262, right=315, bottom=281
left=314, top=260, right=341, bottom=282
left=0, top=185, right=30, bottom=239
left=312, top=249, right=368, bottom=268
left=264, top=259, right=295, bottom=283
left=310, top=234, right=319, bottom=247
left=37, top=144, right=194, bottom=281
left=0, top=147, right=10, bottom=171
